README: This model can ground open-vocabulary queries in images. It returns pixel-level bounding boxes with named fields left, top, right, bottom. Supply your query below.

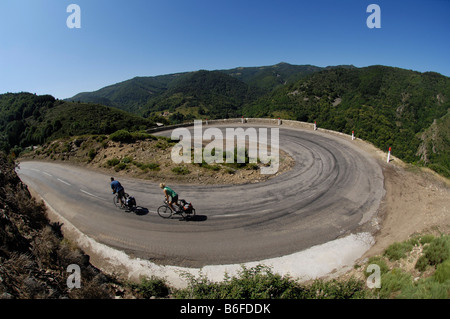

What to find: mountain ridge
left=68, top=62, right=354, bottom=115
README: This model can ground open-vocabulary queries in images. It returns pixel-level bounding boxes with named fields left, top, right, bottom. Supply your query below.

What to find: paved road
left=17, top=124, right=384, bottom=267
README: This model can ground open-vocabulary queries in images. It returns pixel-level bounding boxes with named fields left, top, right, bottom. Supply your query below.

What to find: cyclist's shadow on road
left=182, top=214, right=207, bottom=222
left=129, top=206, right=208, bottom=221
left=132, top=206, right=150, bottom=216
left=170, top=213, right=207, bottom=222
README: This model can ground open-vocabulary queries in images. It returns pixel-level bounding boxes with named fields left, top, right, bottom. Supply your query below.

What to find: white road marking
left=43, top=171, right=53, bottom=177
left=57, top=178, right=71, bottom=186
left=80, top=189, right=106, bottom=201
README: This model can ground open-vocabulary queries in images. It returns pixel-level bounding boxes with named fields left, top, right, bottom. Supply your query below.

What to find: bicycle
left=157, top=198, right=195, bottom=219
left=113, top=192, right=136, bottom=211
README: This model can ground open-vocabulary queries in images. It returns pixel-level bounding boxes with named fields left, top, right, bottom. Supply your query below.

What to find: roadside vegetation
left=133, top=234, right=450, bottom=299
left=363, top=234, right=450, bottom=298
left=20, top=129, right=293, bottom=185
left=0, top=152, right=115, bottom=298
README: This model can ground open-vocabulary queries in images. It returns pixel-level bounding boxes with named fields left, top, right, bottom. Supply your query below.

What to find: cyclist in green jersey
left=160, top=183, right=179, bottom=212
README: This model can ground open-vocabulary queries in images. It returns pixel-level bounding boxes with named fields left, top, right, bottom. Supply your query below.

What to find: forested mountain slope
left=244, top=66, right=449, bottom=176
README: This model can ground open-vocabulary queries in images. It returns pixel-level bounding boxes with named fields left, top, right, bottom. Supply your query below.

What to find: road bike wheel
left=157, top=205, right=173, bottom=218
left=113, top=195, right=120, bottom=208
left=113, top=194, right=127, bottom=209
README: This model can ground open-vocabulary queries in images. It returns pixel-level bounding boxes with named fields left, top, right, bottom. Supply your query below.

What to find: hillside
left=221, top=62, right=325, bottom=90
left=70, top=70, right=253, bottom=119
left=222, top=62, right=354, bottom=91
left=0, top=93, right=158, bottom=156
left=244, top=66, right=450, bottom=176
left=141, top=70, right=262, bottom=121
left=68, top=62, right=338, bottom=117
left=69, top=73, right=183, bottom=114
left=417, top=112, right=450, bottom=177
left=0, top=152, right=115, bottom=298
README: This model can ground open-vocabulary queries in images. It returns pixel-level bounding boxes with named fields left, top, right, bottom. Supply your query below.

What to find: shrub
left=107, top=158, right=120, bottom=167
left=131, top=276, right=170, bottom=299
left=198, top=161, right=221, bottom=171
left=221, top=265, right=296, bottom=299
left=144, top=163, right=160, bottom=171
left=209, top=164, right=221, bottom=171
left=69, top=274, right=113, bottom=299
left=88, top=148, right=97, bottom=161
left=415, top=236, right=450, bottom=271
left=384, top=241, right=414, bottom=261
left=172, top=166, right=190, bottom=175
left=379, top=268, right=413, bottom=298
left=62, top=142, right=71, bottom=153
left=174, top=265, right=366, bottom=299
left=135, top=162, right=160, bottom=171
left=155, top=141, right=168, bottom=149
left=397, top=278, right=450, bottom=299
left=74, top=138, right=84, bottom=147
left=95, top=135, right=107, bottom=142
left=415, top=256, right=429, bottom=272
left=424, top=236, right=450, bottom=266
left=306, top=278, right=366, bottom=299
left=110, top=130, right=132, bottom=142
left=115, top=162, right=127, bottom=171
left=130, top=131, right=156, bottom=141
left=175, top=265, right=306, bottom=299
left=419, top=234, right=435, bottom=245
left=433, top=259, right=450, bottom=284
left=31, top=226, right=60, bottom=267
left=121, top=156, right=132, bottom=164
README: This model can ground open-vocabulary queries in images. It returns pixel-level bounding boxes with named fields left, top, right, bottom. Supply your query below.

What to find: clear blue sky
left=1, top=0, right=449, bottom=99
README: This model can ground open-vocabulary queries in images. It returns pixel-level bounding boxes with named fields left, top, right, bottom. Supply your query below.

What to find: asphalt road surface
left=17, top=124, right=384, bottom=268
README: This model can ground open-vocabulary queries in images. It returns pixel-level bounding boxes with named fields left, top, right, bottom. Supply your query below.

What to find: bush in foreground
left=173, top=265, right=367, bottom=299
